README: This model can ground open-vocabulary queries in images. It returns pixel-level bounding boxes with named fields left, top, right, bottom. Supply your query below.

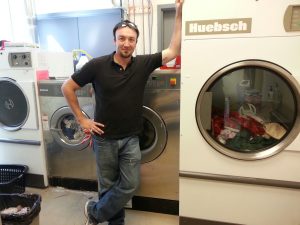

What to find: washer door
left=139, top=106, right=167, bottom=163
left=196, top=60, right=300, bottom=160
left=50, top=106, right=90, bottom=150
left=0, top=77, right=29, bottom=131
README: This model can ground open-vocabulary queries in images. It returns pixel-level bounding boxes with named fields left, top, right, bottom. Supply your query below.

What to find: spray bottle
left=75, top=53, right=89, bottom=71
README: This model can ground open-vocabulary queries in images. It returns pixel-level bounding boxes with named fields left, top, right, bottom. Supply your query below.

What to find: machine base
left=179, top=217, right=240, bottom=225
left=48, top=177, right=179, bottom=215
left=26, top=173, right=47, bottom=188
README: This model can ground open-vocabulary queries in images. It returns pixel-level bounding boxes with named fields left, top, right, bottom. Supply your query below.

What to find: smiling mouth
left=120, top=50, right=132, bottom=58
left=121, top=49, right=132, bottom=55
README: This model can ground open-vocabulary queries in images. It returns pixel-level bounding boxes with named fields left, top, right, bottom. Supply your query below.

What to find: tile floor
left=25, top=187, right=179, bottom=225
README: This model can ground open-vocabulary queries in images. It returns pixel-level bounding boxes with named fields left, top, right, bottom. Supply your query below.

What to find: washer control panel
left=8, top=52, right=32, bottom=67
left=146, top=71, right=181, bottom=90
left=38, top=80, right=92, bottom=97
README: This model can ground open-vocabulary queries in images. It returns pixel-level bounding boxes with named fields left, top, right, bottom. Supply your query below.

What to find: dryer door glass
left=0, top=78, right=29, bottom=130
left=196, top=60, right=300, bottom=160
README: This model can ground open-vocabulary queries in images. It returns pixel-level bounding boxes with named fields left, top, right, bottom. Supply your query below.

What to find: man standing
left=61, top=1, right=183, bottom=224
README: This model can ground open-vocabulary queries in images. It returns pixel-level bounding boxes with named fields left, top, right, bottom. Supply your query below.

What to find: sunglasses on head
left=118, top=21, right=138, bottom=30
left=113, top=20, right=140, bottom=38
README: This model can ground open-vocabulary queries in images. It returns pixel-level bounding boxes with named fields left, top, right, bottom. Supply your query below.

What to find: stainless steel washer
left=38, top=80, right=97, bottom=190
left=134, top=70, right=180, bottom=215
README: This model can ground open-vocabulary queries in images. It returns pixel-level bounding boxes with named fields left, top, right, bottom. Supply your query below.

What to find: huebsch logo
left=185, top=18, right=252, bottom=35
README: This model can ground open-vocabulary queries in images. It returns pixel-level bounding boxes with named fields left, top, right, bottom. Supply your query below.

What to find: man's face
left=114, top=27, right=137, bottom=58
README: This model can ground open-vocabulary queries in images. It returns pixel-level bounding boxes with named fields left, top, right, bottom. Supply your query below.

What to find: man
left=61, top=1, right=183, bottom=224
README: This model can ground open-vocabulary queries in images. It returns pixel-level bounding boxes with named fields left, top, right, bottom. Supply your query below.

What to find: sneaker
left=85, top=218, right=97, bottom=225
left=84, top=200, right=97, bottom=225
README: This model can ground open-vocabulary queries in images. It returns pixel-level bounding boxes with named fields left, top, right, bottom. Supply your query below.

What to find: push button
left=170, top=78, right=177, bottom=86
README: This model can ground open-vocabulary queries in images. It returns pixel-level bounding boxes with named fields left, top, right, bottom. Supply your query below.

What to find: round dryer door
left=196, top=60, right=300, bottom=160
left=50, top=106, right=90, bottom=151
left=0, top=77, right=29, bottom=131
left=139, top=106, right=167, bottom=164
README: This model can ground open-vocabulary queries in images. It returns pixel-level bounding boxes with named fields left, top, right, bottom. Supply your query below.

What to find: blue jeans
left=88, top=135, right=141, bottom=225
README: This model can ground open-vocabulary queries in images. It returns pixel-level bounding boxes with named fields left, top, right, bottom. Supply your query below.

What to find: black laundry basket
left=0, top=165, right=28, bottom=194
left=0, top=193, right=41, bottom=225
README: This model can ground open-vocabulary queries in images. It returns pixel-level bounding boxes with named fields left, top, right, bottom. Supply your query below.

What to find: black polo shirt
left=72, top=51, right=162, bottom=139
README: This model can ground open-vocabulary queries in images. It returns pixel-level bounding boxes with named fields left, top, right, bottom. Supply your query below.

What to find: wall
left=0, top=0, right=13, bottom=41
left=1, top=0, right=176, bottom=54
left=0, top=0, right=35, bottom=43
left=33, top=0, right=174, bottom=55
left=123, top=0, right=175, bottom=55
left=152, top=0, right=175, bottom=52
left=34, top=0, right=117, bottom=14
left=36, top=9, right=122, bottom=57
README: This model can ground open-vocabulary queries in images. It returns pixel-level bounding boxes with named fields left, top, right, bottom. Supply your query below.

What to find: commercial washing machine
left=38, top=79, right=97, bottom=191
left=134, top=69, right=180, bottom=215
left=38, top=70, right=180, bottom=214
left=180, top=1, right=300, bottom=224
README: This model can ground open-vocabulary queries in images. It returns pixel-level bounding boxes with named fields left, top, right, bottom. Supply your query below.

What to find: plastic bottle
left=75, top=53, right=89, bottom=71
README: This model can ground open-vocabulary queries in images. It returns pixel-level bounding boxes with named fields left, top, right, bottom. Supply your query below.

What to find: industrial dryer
left=180, top=1, right=300, bottom=224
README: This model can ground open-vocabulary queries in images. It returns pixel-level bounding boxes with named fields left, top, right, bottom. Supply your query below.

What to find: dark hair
left=113, top=20, right=139, bottom=40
